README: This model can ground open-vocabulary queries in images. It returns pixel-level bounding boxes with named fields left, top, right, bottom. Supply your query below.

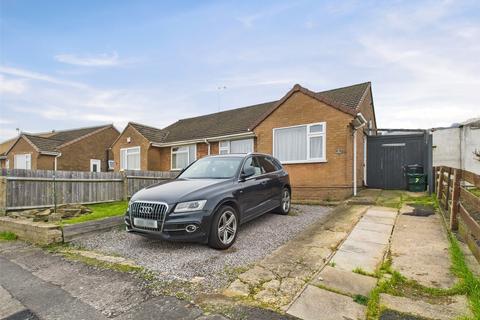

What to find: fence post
left=122, top=171, right=129, bottom=201
left=450, top=169, right=462, bottom=231
left=437, top=167, right=444, bottom=200
left=0, top=177, right=6, bottom=215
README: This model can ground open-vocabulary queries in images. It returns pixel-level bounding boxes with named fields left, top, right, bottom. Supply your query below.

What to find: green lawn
left=468, top=188, right=480, bottom=198
left=61, top=201, right=128, bottom=225
left=0, top=231, right=17, bottom=241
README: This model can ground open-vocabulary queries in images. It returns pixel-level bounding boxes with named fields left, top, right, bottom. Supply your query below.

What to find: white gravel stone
left=73, top=205, right=332, bottom=289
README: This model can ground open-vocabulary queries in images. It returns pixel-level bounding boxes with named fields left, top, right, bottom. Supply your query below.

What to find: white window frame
left=218, top=139, right=254, bottom=154
left=14, top=153, right=32, bottom=169
left=272, top=122, right=327, bottom=164
left=171, top=144, right=197, bottom=171
left=90, top=159, right=101, bottom=172
left=5, top=159, right=10, bottom=169
left=120, top=146, right=141, bottom=171
left=219, top=141, right=230, bottom=154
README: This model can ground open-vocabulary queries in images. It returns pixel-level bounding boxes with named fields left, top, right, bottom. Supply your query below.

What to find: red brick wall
left=6, top=137, right=44, bottom=170
left=253, top=91, right=357, bottom=200
left=57, top=127, right=119, bottom=172
left=112, top=125, right=150, bottom=171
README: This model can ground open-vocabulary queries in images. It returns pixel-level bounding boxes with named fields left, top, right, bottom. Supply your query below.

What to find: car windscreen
left=178, top=157, right=244, bottom=179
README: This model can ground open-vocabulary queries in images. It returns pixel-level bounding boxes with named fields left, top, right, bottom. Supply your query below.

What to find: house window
left=120, top=146, right=140, bottom=170
left=219, top=141, right=230, bottom=154
left=273, top=122, right=326, bottom=163
left=218, top=138, right=254, bottom=154
left=90, top=159, right=101, bottom=172
left=14, top=154, right=32, bottom=169
left=5, top=159, right=9, bottom=169
left=171, top=144, right=196, bottom=170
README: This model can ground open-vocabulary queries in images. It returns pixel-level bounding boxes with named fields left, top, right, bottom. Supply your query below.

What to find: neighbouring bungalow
left=111, top=82, right=377, bottom=200
left=2, top=125, right=120, bottom=172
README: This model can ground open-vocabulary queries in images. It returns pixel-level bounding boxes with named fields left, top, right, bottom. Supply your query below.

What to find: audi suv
left=125, top=153, right=291, bottom=249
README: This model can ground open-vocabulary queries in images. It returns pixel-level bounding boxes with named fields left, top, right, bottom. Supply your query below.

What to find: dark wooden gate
left=367, top=133, right=432, bottom=190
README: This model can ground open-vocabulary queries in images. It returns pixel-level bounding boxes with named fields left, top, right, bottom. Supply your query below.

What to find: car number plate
left=134, top=218, right=158, bottom=229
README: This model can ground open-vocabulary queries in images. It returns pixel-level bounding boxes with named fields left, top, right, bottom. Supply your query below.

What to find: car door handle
left=261, top=181, right=267, bottom=185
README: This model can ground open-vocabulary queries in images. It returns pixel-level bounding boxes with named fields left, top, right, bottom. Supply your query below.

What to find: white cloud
left=0, top=65, right=86, bottom=88
left=54, top=51, right=121, bottom=67
left=0, top=75, right=27, bottom=94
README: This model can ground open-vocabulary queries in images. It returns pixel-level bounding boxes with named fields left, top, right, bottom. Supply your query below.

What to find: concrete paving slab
left=341, top=237, right=387, bottom=255
left=362, top=214, right=397, bottom=226
left=347, top=227, right=392, bottom=245
left=391, top=208, right=456, bottom=288
left=0, top=285, right=26, bottom=319
left=312, top=266, right=377, bottom=296
left=355, top=220, right=395, bottom=234
left=380, top=293, right=472, bottom=320
left=331, top=249, right=381, bottom=273
left=287, top=285, right=365, bottom=320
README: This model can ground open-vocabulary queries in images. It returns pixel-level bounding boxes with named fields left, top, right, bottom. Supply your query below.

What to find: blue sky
left=1, top=0, right=479, bottom=140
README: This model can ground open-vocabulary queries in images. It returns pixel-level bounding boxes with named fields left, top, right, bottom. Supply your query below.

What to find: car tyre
left=208, top=205, right=239, bottom=250
left=274, top=187, right=291, bottom=215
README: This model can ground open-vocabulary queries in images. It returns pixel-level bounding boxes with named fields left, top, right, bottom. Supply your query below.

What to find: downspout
left=352, top=113, right=367, bottom=196
left=54, top=153, right=62, bottom=171
left=204, top=138, right=211, bottom=155
left=363, top=135, right=367, bottom=186
left=353, top=130, right=358, bottom=196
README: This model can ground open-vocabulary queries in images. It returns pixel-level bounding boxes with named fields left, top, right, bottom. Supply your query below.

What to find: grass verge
left=0, top=231, right=17, bottom=241
left=60, top=201, right=127, bottom=225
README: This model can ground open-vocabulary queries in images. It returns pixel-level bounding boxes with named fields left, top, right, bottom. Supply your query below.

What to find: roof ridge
left=48, top=124, right=113, bottom=134
left=129, top=121, right=165, bottom=131
left=317, top=81, right=371, bottom=94
left=173, top=100, right=278, bottom=123
left=22, top=133, right=64, bottom=142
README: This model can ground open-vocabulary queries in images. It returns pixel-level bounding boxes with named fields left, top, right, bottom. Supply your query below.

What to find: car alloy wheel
left=217, top=210, right=237, bottom=245
left=282, top=189, right=291, bottom=213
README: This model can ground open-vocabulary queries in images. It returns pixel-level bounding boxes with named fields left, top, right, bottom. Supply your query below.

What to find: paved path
left=390, top=204, right=456, bottom=288
left=287, top=206, right=397, bottom=320
left=222, top=205, right=368, bottom=309
left=378, top=203, right=472, bottom=319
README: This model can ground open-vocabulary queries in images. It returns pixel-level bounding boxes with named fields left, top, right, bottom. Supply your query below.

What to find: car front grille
left=129, top=201, right=168, bottom=231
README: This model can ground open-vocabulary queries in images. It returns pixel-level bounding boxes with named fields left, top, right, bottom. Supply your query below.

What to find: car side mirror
left=240, top=167, right=255, bottom=181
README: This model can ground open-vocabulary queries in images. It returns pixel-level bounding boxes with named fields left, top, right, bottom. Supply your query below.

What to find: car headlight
left=174, top=200, right=207, bottom=213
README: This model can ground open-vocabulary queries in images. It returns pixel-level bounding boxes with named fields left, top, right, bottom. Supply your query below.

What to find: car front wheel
left=208, top=205, right=238, bottom=250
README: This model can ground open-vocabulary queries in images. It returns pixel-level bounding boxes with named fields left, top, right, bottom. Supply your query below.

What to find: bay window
left=171, top=144, right=196, bottom=170
left=273, top=122, right=326, bottom=163
left=120, top=146, right=140, bottom=170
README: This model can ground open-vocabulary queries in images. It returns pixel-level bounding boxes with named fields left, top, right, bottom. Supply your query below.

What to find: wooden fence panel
left=0, top=169, right=175, bottom=210
left=125, top=170, right=177, bottom=198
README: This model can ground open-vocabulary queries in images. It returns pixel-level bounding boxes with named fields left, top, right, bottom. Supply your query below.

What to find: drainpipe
left=363, top=135, right=367, bottom=186
left=54, top=153, right=61, bottom=171
left=204, top=138, right=211, bottom=155
left=353, top=130, right=358, bottom=196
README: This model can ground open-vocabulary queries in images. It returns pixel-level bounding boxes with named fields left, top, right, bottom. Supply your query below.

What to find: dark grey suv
left=125, top=153, right=291, bottom=249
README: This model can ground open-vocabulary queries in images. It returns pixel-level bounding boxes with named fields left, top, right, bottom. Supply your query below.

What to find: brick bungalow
left=111, top=82, right=377, bottom=200
left=2, top=125, right=119, bottom=172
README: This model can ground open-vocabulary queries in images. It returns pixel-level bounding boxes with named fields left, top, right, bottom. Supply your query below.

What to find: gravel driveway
left=73, top=205, right=332, bottom=289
